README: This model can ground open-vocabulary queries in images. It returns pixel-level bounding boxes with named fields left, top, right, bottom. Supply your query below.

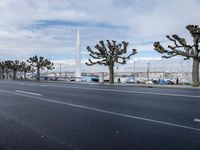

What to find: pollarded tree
left=5, top=60, right=21, bottom=80
left=0, top=61, right=6, bottom=79
left=86, top=40, right=137, bottom=84
left=4, top=61, right=11, bottom=79
left=154, top=25, right=200, bottom=87
left=20, top=62, right=32, bottom=79
left=27, top=55, right=54, bottom=80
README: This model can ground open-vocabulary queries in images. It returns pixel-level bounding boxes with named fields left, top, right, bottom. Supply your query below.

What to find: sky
left=0, top=0, right=200, bottom=72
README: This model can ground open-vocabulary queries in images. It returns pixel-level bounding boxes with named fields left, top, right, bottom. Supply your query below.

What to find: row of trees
left=86, top=24, right=200, bottom=87
left=1, top=24, right=199, bottom=86
left=0, top=55, right=54, bottom=80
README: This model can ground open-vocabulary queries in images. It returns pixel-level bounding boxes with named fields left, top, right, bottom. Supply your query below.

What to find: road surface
left=0, top=80, right=200, bottom=150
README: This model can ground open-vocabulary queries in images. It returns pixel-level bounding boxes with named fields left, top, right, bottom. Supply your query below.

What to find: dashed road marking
left=194, top=118, right=200, bottom=123
left=0, top=89, right=200, bottom=132
left=15, top=90, right=42, bottom=96
left=39, top=85, right=48, bottom=87
left=1, top=81, right=200, bottom=99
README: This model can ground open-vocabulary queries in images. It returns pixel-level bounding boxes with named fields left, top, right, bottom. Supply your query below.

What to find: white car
left=126, top=77, right=136, bottom=83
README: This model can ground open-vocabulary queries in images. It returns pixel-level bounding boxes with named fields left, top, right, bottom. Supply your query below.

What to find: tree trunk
left=13, top=69, right=17, bottom=80
left=37, top=67, right=40, bottom=81
left=6, top=72, right=9, bottom=79
left=0, top=69, right=2, bottom=79
left=192, top=58, right=199, bottom=87
left=24, top=71, right=27, bottom=79
left=109, top=65, right=114, bottom=84
left=0, top=68, right=4, bottom=79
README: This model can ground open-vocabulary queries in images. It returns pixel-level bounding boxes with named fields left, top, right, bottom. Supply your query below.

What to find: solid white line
left=15, top=90, right=42, bottom=96
left=194, top=118, right=200, bottom=123
left=0, top=89, right=200, bottom=132
left=39, top=85, right=47, bottom=87
left=40, top=85, right=200, bottom=99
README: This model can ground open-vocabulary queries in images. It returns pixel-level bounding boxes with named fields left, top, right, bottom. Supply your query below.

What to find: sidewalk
left=112, top=83, right=200, bottom=89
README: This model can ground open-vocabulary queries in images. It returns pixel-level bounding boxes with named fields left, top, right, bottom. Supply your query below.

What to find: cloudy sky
left=0, top=0, right=199, bottom=72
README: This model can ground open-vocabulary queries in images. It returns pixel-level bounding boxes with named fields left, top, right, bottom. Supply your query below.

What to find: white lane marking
left=38, top=84, right=200, bottom=99
left=15, top=90, right=42, bottom=96
left=0, top=89, right=200, bottom=132
left=39, top=85, right=47, bottom=87
left=6, top=82, right=200, bottom=99
left=194, top=118, right=200, bottom=123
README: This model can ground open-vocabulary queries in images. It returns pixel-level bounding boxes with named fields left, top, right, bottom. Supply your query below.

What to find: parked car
left=91, top=77, right=99, bottom=82
left=167, top=80, right=174, bottom=85
left=126, top=77, right=136, bottom=83
left=69, top=77, right=76, bottom=81
left=145, top=80, right=153, bottom=84
left=56, top=77, right=66, bottom=81
left=152, top=80, right=159, bottom=84
left=182, top=82, right=191, bottom=85
left=159, top=79, right=174, bottom=85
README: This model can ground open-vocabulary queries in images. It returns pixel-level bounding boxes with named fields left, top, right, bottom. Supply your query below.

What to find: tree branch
left=86, top=40, right=137, bottom=67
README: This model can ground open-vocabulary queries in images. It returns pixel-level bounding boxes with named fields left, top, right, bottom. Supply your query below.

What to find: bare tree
left=86, top=40, right=137, bottom=84
left=20, top=62, right=32, bottom=79
left=0, top=61, right=5, bottom=79
left=27, top=55, right=54, bottom=80
left=154, top=25, right=200, bottom=87
left=5, top=60, right=21, bottom=80
left=4, top=62, right=11, bottom=79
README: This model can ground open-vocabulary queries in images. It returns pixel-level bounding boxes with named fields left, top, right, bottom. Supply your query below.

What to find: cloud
left=0, top=0, right=199, bottom=74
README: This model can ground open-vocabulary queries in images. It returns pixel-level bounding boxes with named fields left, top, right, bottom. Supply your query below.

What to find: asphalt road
left=0, top=80, right=200, bottom=150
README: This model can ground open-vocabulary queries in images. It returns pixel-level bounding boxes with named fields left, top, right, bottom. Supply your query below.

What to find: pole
left=133, top=59, right=136, bottom=77
left=147, top=62, right=150, bottom=81
left=76, top=27, right=81, bottom=78
left=59, top=64, right=62, bottom=77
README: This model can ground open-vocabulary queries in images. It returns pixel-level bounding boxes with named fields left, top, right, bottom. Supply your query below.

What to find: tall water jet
left=75, top=27, right=81, bottom=78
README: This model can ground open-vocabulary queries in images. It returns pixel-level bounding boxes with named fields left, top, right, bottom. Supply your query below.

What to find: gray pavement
left=0, top=80, right=200, bottom=150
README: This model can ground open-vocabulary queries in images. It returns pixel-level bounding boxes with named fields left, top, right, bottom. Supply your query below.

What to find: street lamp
left=133, top=59, right=135, bottom=77
left=147, top=62, right=150, bottom=81
left=59, top=64, right=62, bottom=77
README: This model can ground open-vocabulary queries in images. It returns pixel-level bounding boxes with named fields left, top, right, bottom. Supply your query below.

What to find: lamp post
left=147, top=62, right=150, bottom=81
left=59, top=64, right=62, bottom=77
left=133, top=59, right=136, bottom=77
